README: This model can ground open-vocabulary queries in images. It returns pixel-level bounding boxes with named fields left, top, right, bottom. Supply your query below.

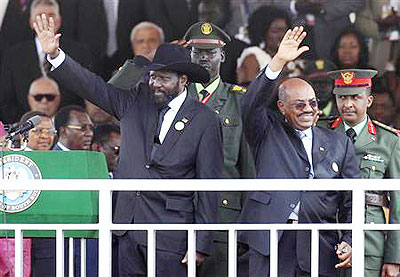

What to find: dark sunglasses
left=32, top=94, right=57, bottom=102
left=291, top=99, right=318, bottom=111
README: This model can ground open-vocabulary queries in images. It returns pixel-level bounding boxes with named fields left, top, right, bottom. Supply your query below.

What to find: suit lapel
left=282, top=120, right=309, bottom=163
left=312, top=127, right=329, bottom=165
left=152, top=97, right=197, bottom=161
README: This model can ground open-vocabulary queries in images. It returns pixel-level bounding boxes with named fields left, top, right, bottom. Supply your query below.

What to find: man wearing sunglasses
left=238, top=27, right=360, bottom=276
left=27, top=76, right=61, bottom=118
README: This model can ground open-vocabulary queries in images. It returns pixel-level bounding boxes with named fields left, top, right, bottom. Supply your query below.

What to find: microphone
left=6, top=115, right=42, bottom=140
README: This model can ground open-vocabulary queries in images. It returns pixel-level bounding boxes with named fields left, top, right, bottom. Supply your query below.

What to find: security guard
left=183, top=22, right=255, bottom=277
left=327, top=69, right=400, bottom=277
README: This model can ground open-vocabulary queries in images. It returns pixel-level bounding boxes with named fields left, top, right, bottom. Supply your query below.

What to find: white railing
left=1, top=179, right=399, bottom=277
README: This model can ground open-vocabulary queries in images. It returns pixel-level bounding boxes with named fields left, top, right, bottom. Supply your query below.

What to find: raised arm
left=241, top=27, right=309, bottom=152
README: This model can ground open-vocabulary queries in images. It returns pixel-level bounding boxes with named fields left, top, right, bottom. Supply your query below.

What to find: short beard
left=151, top=81, right=181, bottom=108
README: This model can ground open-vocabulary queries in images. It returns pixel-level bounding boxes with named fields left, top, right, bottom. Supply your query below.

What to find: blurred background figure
left=0, top=0, right=92, bottom=124
left=91, top=124, right=121, bottom=177
left=85, top=100, right=117, bottom=126
left=60, top=0, right=144, bottom=80
left=27, top=77, right=61, bottom=118
left=130, top=21, right=164, bottom=61
left=19, top=111, right=56, bottom=151
left=331, top=28, right=370, bottom=70
left=197, top=0, right=248, bottom=84
left=236, top=6, right=291, bottom=85
left=302, top=59, right=338, bottom=117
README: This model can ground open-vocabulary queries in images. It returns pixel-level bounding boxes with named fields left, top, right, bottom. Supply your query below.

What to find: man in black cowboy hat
left=33, top=14, right=223, bottom=276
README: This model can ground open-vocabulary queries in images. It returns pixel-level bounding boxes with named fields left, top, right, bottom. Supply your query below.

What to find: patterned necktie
left=346, top=128, right=357, bottom=143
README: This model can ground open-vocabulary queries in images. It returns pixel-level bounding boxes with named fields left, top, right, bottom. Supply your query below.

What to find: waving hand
left=32, top=14, right=61, bottom=58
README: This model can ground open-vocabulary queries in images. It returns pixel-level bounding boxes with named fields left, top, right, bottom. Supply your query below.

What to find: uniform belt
left=365, top=192, right=389, bottom=208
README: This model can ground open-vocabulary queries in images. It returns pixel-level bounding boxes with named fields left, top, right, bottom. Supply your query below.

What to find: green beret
left=183, top=22, right=231, bottom=49
left=327, top=69, right=377, bottom=95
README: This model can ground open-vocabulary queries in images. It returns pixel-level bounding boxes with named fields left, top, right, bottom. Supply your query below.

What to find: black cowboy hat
left=147, top=43, right=210, bottom=83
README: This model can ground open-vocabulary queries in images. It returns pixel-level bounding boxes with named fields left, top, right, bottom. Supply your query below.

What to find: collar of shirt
left=343, top=115, right=368, bottom=136
left=195, top=76, right=221, bottom=99
left=24, top=146, right=33, bottom=151
left=159, top=89, right=187, bottom=143
left=35, top=36, right=45, bottom=64
left=57, top=141, right=70, bottom=151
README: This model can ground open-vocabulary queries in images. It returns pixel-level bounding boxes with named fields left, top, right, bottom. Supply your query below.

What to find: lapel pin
left=174, top=121, right=185, bottom=131
left=331, top=162, right=339, bottom=173
left=224, top=117, right=230, bottom=125
left=182, top=117, right=189, bottom=124
left=319, top=147, right=325, bottom=151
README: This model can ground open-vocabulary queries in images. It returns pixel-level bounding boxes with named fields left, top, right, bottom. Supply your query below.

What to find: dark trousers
left=31, top=238, right=98, bottom=277
left=117, top=231, right=187, bottom=277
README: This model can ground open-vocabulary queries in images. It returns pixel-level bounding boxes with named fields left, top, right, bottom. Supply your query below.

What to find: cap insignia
left=341, top=71, right=355, bottom=85
left=201, top=23, right=212, bottom=35
left=315, top=60, right=324, bottom=70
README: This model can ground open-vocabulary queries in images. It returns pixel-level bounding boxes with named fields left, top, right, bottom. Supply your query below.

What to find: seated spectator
left=19, top=111, right=56, bottom=150
left=54, top=105, right=94, bottom=151
left=331, top=28, right=370, bottom=69
left=302, top=59, right=338, bottom=117
left=236, top=6, right=294, bottom=85
left=27, top=77, right=61, bottom=118
left=0, top=0, right=92, bottom=124
left=130, top=21, right=164, bottom=61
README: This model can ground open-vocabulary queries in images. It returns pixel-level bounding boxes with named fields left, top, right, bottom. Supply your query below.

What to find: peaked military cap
left=327, top=69, right=378, bottom=95
left=183, top=22, right=231, bottom=49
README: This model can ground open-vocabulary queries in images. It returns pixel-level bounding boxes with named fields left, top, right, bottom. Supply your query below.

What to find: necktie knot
left=346, top=128, right=357, bottom=143
left=297, top=131, right=306, bottom=140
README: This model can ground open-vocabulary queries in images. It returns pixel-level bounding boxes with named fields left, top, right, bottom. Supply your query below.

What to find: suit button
left=222, top=199, right=228, bottom=206
left=145, top=164, right=150, bottom=169
left=290, top=204, right=296, bottom=209
left=136, top=191, right=141, bottom=196
left=305, top=166, right=310, bottom=172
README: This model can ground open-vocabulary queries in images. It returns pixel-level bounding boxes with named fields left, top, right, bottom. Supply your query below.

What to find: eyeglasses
left=65, top=124, right=94, bottom=132
left=31, top=127, right=57, bottom=136
left=290, top=99, right=318, bottom=111
left=32, top=94, right=57, bottom=102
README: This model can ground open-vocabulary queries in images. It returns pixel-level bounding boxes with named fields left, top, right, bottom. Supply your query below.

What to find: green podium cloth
left=0, top=151, right=108, bottom=238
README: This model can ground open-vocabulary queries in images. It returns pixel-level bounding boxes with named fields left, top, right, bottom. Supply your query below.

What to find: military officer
left=183, top=21, right=255, bottom=277
left=327, top=69, right=400, bottom=277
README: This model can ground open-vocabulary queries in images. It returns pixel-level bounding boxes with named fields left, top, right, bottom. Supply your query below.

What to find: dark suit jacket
left=50, top=55, right=223, bottom=256
left=0, top=38, right=92, bottom=123
left=239, top=71, right=360, bottom=275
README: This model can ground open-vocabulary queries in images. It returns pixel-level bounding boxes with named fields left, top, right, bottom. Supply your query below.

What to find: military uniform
left=327, top=69, right=400, bottom=277
left=184, top=22, right=255, bottom=277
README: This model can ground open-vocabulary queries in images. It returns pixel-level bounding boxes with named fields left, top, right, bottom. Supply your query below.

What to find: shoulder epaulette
left=372, top=120, right=400, bottom=136
left=230, top=84, right=247, bottom=94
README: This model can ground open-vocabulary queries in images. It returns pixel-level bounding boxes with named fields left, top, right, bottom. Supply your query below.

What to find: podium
left=0, top=151, right=108, bottom=238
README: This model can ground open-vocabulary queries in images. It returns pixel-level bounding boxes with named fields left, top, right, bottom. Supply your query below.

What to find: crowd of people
left=1, top=0, right=400, bottom=276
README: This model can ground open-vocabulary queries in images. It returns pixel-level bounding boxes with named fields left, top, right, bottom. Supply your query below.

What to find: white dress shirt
left=159, top=90, right=187, bottom=144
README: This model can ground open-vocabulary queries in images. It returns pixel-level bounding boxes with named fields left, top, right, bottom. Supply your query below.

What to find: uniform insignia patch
left=363, top=154, right=384, bottom=163
left=201, top=23, right=212, bottom=35
left=231, top=85, right=247, bottom=94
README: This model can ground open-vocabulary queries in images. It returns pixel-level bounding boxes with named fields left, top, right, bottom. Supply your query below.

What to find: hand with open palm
left=32, top=14, right=61, bottom=58
left=269, top=26, right=309, bottom=72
